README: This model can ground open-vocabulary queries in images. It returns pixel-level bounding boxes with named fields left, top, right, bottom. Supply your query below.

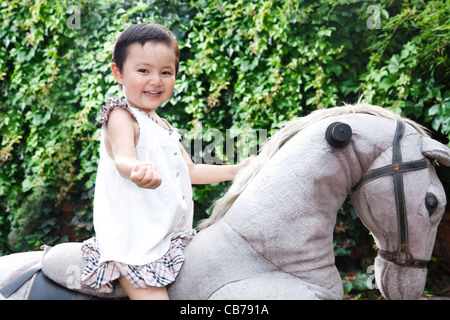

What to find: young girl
left=80, top=23, right=250, bottom=300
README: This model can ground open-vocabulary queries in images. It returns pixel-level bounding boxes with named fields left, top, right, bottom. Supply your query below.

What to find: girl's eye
left=162, top=71, right=172, bottom=76
left=138, top=69, right=149, bottom=73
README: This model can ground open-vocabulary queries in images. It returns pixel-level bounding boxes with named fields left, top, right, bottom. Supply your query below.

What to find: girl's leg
left=118, top=276, right=169, bottom=300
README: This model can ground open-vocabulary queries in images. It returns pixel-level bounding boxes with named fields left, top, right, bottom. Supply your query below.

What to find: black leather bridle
left=352, top=121, right=429, bottom=268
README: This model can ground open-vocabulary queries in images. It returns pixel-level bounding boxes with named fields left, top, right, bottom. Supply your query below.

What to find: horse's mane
left=197, top=103, right=429, bottom=230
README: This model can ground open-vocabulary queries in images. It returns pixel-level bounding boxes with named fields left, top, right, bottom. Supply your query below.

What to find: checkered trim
left=80, top=229, right=196, bottom=293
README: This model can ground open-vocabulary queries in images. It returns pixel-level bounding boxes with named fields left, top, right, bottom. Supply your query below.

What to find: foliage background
left=0, top=0, right=449, bottom=297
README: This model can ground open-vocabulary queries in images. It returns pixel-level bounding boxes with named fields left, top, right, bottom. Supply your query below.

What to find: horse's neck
left=223, top=115, right=393, bottom=291
left=223, top=121, right=353, bottom=286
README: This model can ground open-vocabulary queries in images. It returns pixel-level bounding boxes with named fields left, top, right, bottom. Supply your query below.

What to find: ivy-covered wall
left=0, top=0, right=448, bottom=296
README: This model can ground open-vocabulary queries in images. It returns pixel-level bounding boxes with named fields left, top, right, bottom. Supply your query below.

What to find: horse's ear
left=421, top=137, right=450, bottom=167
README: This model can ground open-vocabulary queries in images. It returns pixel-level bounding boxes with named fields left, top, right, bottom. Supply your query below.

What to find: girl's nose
left=148, top=72, right=162, bottom=85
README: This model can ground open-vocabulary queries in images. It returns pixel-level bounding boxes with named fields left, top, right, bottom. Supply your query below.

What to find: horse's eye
left=425, top=193, right=438, bottom=216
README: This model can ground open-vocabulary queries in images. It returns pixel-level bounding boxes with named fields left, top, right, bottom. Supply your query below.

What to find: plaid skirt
left=80, top=229, right=196, bottom=293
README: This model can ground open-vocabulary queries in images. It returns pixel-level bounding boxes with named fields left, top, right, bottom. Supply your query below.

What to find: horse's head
left=351, top=121, right=449, bottom=300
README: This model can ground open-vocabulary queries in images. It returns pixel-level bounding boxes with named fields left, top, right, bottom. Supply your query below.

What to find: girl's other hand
left=130, top=162, right=162, bottom=189
left=238, top=156, right=255, bottom=172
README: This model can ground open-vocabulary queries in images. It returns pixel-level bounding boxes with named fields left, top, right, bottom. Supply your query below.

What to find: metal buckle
left=392, top=250, right=413, bottom=266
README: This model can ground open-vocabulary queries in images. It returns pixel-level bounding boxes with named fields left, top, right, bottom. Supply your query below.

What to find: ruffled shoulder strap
left=99, top=96, right=138, bottom=125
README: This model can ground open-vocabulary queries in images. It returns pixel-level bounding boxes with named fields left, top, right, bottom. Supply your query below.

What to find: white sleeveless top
left=93, top=103, right=193, bottom=265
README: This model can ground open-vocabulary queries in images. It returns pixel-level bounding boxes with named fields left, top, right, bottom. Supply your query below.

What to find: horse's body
left=1, top=104, right=449, bottom=300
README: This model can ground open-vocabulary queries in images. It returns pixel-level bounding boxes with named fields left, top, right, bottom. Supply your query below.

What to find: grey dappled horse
left=1, top=104, right=449, bottom=300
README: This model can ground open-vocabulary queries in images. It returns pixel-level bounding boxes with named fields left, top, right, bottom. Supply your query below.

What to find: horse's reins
left=352, top=121, right=429, bottom=268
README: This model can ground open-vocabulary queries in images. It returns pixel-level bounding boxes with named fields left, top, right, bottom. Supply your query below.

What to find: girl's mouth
left=144, top=91, right=162, bottom=97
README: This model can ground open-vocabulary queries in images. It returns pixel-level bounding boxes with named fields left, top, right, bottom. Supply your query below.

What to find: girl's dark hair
left=112, top=23, right=180, bottom=76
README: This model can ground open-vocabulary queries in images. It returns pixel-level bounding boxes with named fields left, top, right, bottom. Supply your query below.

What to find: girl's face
left=111, top=41, right=176, bottom=115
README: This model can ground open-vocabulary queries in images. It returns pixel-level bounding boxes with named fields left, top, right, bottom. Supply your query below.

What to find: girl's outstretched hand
left=237, top=156, right=255, bottom=172
left=130, top=162, right=162, bottom=189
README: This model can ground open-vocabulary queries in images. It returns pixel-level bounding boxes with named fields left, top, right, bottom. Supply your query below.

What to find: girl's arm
left=106, top=108, right=162, bottom=189
left=179, top=143, right=252, bottom=184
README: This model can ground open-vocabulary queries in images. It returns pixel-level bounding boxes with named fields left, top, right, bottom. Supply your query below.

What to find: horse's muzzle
left=375, top=256, right=427, bottom=300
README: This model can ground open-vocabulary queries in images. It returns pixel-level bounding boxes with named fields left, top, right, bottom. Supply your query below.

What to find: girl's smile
left=144, top=91, right=162, bottom=97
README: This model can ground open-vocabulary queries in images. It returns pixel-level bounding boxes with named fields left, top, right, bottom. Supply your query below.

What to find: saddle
left=1, top=242, right=128, bottom=300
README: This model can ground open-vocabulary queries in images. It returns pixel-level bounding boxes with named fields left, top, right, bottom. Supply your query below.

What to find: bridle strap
left=393, top=121, right=408, bottom=252
left=352, top=121, right=429, bottom=269
left=351, top=159, right=428, bottom=191
left=378, top=249, right=428, bottom=269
